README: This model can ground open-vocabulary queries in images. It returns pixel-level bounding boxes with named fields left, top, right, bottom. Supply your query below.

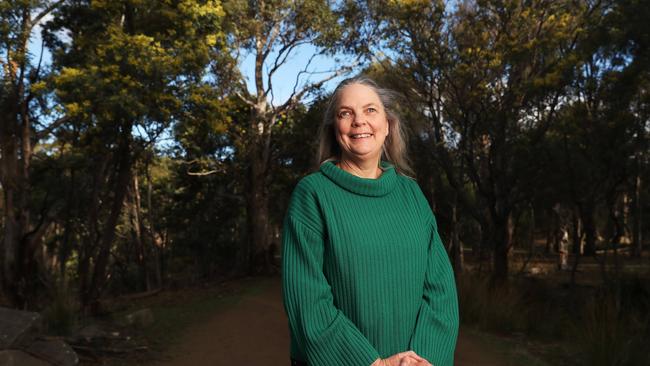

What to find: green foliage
left=49, top=0, right=226, bottom=127
left=43, top=282, right=77, bottom=336
left=222, top=0, right=345, bottom=53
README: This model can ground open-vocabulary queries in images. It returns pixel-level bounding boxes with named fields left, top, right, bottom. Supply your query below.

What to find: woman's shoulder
left=291, top=170, right=329, bottom=196
left=290, top=171, right=328, bottom=206
left=394, top=172, right=425, bottom=197
left=394, top=173, right=436, bottom=224
left=283, top=172, right=331, bottom=235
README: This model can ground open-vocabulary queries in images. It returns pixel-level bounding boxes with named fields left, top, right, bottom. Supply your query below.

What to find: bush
left=42, top=282, right=77, bottom=336
left=457, top=274, right=528, bottom=333
left=457, top=272, right=650, bottom=366
left=569, top=288, right=650, bottom=366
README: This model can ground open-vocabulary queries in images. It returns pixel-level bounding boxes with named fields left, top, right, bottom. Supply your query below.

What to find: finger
left=404, top=355, right=425, bottom=365
left=399, top=358, right=412, bottom=366
left=399, top=351, right=425, bottom=361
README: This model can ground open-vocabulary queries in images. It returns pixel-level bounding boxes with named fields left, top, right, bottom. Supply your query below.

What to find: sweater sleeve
left=282, top=213, right=380, bottom=366
left=408, top=215, right=459, bottom=366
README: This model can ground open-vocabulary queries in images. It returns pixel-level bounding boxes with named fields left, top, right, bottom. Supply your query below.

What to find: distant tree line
left=1, top=0, right=648, bottom=312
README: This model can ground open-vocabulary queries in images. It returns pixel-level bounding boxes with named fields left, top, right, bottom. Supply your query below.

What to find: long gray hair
left=317, top=76, right=414, bottom=176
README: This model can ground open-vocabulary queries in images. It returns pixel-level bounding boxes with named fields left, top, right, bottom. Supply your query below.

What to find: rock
left=23, top=338, right=78, bottom=366
left=0, top=307, right=42, bottom=349
left=0, top=350, right=50, bottom=366
left=123, top=308, right=154, bottom=328
left=75, top=324, right=106, bottom=342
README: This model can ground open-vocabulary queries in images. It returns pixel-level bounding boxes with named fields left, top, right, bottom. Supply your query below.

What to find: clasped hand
left=371, top=351, right=432, bottom=366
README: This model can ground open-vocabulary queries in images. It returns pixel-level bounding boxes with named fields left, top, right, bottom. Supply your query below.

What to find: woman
left=282, top=76, right=459, bottom=366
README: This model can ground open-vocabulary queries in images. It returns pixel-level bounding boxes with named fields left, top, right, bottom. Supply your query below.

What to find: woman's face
left=334, top=83, right=389, bottom=165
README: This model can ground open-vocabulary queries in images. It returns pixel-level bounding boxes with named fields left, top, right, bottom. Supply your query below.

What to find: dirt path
left=154, top=277, right=506, bottom=366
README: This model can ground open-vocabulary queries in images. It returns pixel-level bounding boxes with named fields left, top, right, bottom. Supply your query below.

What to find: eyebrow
left=338, top=103, right=379, bottom=109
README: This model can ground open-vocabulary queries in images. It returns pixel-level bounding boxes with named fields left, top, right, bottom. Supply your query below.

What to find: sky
left=238, top=44, right=356, bottom=105
left=29, top=21, right=350, bottom=106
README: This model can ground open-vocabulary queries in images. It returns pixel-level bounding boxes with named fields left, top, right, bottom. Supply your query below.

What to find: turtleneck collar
left=319, top=160, right=397, bottom=197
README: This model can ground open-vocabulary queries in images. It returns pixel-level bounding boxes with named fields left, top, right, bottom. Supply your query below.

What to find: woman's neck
left=337, top=156, right=382, bottom=179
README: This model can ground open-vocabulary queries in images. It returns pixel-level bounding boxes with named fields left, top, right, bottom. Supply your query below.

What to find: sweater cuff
left=304, top=312, right=380, bottom=366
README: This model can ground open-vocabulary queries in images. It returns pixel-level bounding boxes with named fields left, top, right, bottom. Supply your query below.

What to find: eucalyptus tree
left=371, top=0, right=591, bottom=281
left=594, top=0, right=650, bottom=258
left=442, top=0, right=592, bottom=281
left=46, top=0, right=226, bottom=312
left=0, top=0, right=68, bottom=308
left=545, top=0, right=650, bottom=259
left=220, top=0, right=374, bottom=274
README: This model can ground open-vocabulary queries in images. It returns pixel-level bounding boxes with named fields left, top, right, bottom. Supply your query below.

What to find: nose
left=351, top=111, right=366, bottom=126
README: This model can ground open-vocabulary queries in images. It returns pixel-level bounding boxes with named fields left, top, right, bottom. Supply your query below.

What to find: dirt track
left=154, top=277, right=506, bottom=366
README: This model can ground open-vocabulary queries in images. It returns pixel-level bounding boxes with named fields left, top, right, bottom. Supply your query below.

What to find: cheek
left=378, top=118, right=389, bottom=137
left=333, top=125, right=347, bottom=145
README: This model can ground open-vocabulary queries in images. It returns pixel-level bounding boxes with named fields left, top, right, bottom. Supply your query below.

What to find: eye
left=337, top=110, right=353, bottom=119
left=366, top=107, right=377, bottom=114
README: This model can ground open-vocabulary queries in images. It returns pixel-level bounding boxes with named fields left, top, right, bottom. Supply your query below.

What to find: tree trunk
left=449, top=193, right=463, bottom=275
left=571, top=207, right=582, bottom=255
left=129, top=173, right=149, bottom=292
left=569, top=208, right=582, bottom=286
left=477, top=222, right=490, bottom=272
left=245, top=140, right=272, bottom=274
left=145, top=163, right=162, bottom=289
left=82, top=127, right=133, bottom=314
left=492, top=211, right=512, bottom=283
left=78, top=154, right=109, bottom=312
left=0, top=26, right=33, bottom=308
left=632, top=172, right=642, bottom=257
left=580, top=201, right=597, bottom=256
left=545, top=209, right=555, bottom=254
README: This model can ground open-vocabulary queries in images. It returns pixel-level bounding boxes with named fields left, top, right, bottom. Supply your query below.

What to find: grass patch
left=457, top=274, right=528, bottom=333
left=100, top=276, right=272, bottom=365
left=43, top=281, right=77, bottom=336
left=140, top=288, right=239, bottom=350
left=457, top=271, right=650, bottom=366
left=567, top=290, right=650, bottom=366
left=463, top=327, right=552, bottom=366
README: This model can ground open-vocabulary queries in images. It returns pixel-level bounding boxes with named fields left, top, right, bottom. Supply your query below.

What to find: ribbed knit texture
left=282, top=161, right=459, bottom=366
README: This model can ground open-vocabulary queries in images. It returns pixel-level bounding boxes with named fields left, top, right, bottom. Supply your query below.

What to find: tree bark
left=82, top=126, right=133, bottom=314
left=449, top=193, right=464, bottom=275
left=0, top=8, right=33, bottom=307
left=580, top=201, right=597, bottom=256
left=244, top=132, right=272, bottom=274
left=491, top=210, right=513, bottom=283
left=632, top=166, right=643, bottom=257
left=571, top=207, right=582, bottom=255
left=130, top=173, right=149, bottom=292
left=145, top=163, right=162, bottom=289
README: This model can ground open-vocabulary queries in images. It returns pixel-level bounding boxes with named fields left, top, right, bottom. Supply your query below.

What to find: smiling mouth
left=350, top=133, right=373, bottom=139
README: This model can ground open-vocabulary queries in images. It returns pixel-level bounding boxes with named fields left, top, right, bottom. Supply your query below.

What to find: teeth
left=351, top=133, right=372, bottom=138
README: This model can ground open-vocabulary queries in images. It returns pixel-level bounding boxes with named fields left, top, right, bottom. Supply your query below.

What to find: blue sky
left=238, top=44, right=357, bottom=105
left=29, top=23, right=350, bottom=105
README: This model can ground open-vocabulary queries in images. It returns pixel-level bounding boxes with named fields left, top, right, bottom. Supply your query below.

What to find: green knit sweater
left=282, top=160, right=459, bottom=366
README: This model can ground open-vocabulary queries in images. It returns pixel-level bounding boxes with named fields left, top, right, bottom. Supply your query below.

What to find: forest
left=1, top=0, right=649, bottom=365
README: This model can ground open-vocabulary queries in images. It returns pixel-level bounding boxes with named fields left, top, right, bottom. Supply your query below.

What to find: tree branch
left=35, top=115, right=71, bottom=140
left=30, top=0, right=65, bottom=32
left=235, top=90, right=256, bottom=107
left=265, top=39, right=311, bottom=98
left=276, top=58, right=361, bottom=116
